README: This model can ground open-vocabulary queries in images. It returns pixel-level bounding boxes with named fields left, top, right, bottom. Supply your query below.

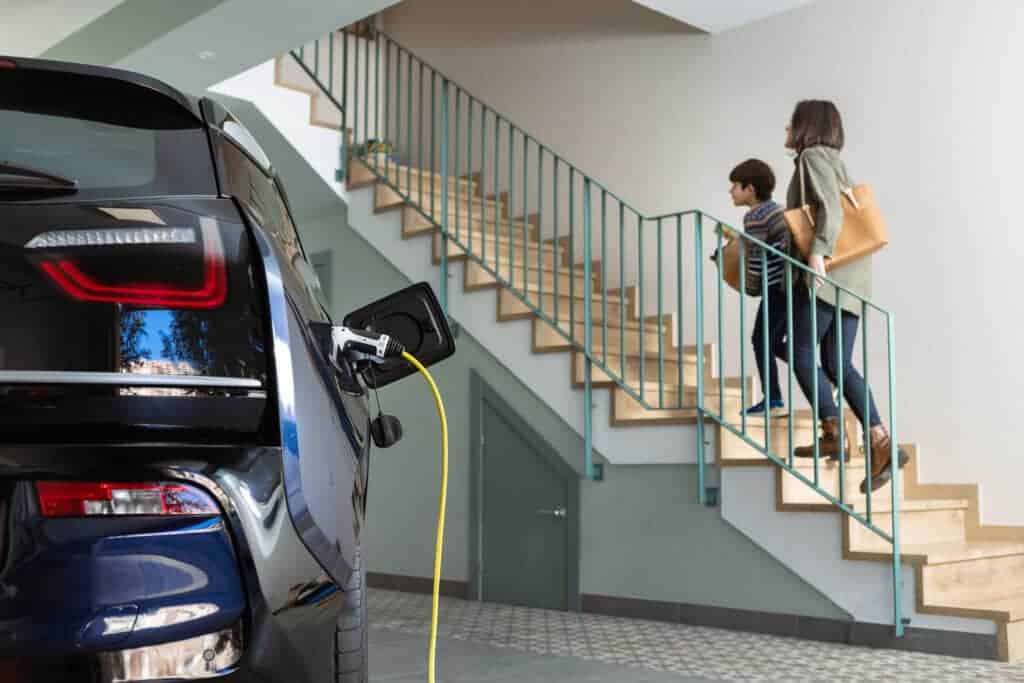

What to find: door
left=481, top=397, right=571, bottom=610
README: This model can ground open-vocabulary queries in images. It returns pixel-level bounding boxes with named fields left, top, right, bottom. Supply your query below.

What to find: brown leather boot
left=793, top=417, right=850, bottom=461
left=859, top=425, right=910, bottom=493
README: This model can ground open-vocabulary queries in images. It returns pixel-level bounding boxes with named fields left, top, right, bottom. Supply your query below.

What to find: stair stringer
left=720, top=466, right=997, bottom=635
left=210, top=59, right=712, bottom=467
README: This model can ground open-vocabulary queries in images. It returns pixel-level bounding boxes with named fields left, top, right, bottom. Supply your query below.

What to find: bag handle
left=797, top=149, right=861, bottom=222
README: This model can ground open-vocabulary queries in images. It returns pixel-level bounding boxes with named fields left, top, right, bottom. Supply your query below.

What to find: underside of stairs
left=268, top=39, right=1024, bottom=662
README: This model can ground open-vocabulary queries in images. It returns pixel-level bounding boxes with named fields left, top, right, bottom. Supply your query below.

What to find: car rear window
left=0, top=65, right=217, bottom=201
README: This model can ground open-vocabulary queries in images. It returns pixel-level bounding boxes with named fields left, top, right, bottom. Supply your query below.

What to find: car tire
left=334, top=548, right=368, bottom=682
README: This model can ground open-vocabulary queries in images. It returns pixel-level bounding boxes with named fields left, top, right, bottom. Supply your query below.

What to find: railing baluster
left=695, top=212, right=706, bottom=504
left=638, top=215, right=645, bottom=402
left=494, top=114, right=500, bottom=278
left=507, top=125, right=516, bottom=288
left=888, top=313, right=903, bottom=638
left=382, top=38, right=389, bottom=181
left=657, top=218, right=664, bottom=409
left=522, top=137, right=528, bottom=297
left=342, top=31, right=349, bottom=134
left=717, top=227, right=725, bottom=420
left=762, top=250, right=771, bottom=452
left=835, top=288, right=845, bottom=505
left=374, top=34, right=380, bottom=158
left=787, top=262, right=795, bottom=467
left=353, top=33, right=360, bottom=150
left=739, top=235, right=747, bottom=435
left=537, top=146, right=544, bottom=316
left=440, top=78, right=450, bottom=313
left=811, top=280, right=820, bottom=485
left=454, top=88, right=460, bottom=243
left=363, top=33, right=369, bottom=150
left=467, top=97, right=472, bottom=254
left=619, top=203, right=625, bottom=392
left=568, top=168, right=574, bottom=332
left=431, top=71, right=436, bottom=219
left=676, top=215, right=683, bottom=410
left=328, top=35, right=334, bottom=99
left=480, top=106, right=486, bottom=263
left=862, top=301, right=872, bottom=524
left=406, top=49, right=411, bottom=197
left=583, top=178, right=594, bottom=481
left=418, top=62, right=424, bottom=207
left=554, top=159, right=560, bottom=323
left=601, top=191, right=608, bottom=363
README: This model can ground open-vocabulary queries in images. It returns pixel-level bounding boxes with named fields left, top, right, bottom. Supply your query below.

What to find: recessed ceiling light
left=198, top=50, right=216, bottom=61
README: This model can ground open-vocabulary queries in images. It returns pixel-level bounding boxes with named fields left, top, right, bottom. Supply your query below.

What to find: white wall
left=382, top=0, right=1024, bottom=526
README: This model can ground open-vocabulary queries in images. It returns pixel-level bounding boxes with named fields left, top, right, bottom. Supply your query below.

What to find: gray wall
left=218, top=94, right=845, bottom=620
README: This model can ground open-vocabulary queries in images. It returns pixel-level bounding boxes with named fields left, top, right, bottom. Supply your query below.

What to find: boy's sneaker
left=743, top=399, right=786, bottom=417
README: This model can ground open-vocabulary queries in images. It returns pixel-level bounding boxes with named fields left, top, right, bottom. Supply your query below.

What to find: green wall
left=215, top=95, right=847, bottom=620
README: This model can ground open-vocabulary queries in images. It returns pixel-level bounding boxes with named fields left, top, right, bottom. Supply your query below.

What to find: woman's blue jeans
left=791, top=282, right=882, bottom=428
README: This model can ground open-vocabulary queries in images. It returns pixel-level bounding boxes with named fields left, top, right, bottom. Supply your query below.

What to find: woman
left=784, top=100, right=906, bottom=493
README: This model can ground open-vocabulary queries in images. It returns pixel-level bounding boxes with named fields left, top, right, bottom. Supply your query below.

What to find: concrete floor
left=370, top=627, right=713, bottom=682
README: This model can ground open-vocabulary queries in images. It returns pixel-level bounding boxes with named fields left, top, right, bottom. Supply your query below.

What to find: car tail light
left=0, top=60, right=17, bottom=70
left=30, top=218, right=227, bottom=309
left=36, top=481, right=220, bottom=517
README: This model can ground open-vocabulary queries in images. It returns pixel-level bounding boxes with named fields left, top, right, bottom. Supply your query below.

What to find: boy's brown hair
left=729, top=159, right=775, bottom=202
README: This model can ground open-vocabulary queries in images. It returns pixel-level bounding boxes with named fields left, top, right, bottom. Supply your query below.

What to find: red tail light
left=32, top=219, right=227, bottom=309
left=36, top=481, right=220, bottom=517
left=0, top=60, right=17, bottom=70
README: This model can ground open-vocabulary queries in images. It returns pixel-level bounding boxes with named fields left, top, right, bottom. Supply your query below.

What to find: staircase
left=231, top=24, right=1023, bottom=662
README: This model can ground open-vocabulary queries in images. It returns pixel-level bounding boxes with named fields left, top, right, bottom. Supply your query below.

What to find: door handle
left=536, top=506, right=567, bottom=519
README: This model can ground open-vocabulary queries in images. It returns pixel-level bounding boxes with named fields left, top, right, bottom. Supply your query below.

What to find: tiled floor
left=370, top=589, right=1024, bottom=682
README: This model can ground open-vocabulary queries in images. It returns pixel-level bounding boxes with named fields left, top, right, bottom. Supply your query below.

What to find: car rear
left=0, top=57, right=281, bottom=681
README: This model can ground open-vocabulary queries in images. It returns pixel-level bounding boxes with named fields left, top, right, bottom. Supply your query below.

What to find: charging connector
left=330, top=326, right=405, bottom=363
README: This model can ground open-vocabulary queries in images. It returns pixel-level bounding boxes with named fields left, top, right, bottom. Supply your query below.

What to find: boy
left=728, top=159, right=790, bottom=416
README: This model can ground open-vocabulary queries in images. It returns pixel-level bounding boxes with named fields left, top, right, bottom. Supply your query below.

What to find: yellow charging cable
left=401, top=351, right=448, bottom=683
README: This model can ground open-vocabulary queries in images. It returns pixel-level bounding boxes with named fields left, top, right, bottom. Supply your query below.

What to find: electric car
left=0, top=56, right=453, bottom=682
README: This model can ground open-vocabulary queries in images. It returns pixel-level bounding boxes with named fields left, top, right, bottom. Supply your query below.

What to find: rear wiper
left=0, top=161, right=78, bottom=193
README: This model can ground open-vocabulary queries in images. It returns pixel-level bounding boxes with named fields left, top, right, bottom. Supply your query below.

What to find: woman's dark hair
left=789, top=100, right=844, bottom=152
left=729, top=159, right=776, bottom=202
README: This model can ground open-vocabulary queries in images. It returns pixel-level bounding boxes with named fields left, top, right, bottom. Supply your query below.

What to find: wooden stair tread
left=902, top=541, right=1024, bottom=565
left=920, top=593, right=1024, bottom=623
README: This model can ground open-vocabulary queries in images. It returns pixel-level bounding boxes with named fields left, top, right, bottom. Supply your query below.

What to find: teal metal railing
left=288, top=25, right=905, bottom=637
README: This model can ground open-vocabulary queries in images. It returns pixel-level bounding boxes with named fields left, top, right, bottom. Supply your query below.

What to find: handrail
left=287, top=25, right=903, bottom=637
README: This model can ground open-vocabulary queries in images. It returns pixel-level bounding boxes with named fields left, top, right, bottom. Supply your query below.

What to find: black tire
left=334, top=548, right=368, bottom=682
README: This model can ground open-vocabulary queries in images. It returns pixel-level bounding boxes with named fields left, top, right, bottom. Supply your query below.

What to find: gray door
left=481, top=398, right=569, bottom=610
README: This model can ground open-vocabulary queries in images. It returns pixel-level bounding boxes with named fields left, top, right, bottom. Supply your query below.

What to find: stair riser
left=372, top=177, right=503, bottom=215
left=779, top=464, right=905, bottom=506
left=468, top=261, right=594, bottom=292
left=404, top=208, right=534, bottom=240
left=572, top=352, right=703, bottom=388
left=539, top=319, right=667, bottom=350
left=613, top=390, right=741, bottom=425
left=847, top=509, right=966, bottom=555
left=498, top=290, right=625, bottom=323
left=433, top=233, right=563, bottom=266
left=431, top=230, right=561, bottom=263
left=922, top=555, right=1024, bottom=605
left=721, top=423, right=818, bottom=466
left=1003, top=622, right=1022, bottom=663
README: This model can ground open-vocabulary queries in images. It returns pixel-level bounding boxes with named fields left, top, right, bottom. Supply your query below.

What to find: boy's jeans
left=752, top=283, right=789, bottom=402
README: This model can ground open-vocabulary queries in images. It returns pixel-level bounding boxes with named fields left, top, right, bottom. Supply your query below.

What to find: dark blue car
left=0, top=55, right=451, bottom=682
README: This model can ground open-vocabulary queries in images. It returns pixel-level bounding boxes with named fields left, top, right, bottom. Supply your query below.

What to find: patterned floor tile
left=369, top=589, right=1024, bottom=681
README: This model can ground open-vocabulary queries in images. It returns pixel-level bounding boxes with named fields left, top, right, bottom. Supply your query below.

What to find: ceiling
left=632, top=0, right=817, bottom=33
left=0, top=0, right=125, bottom=57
